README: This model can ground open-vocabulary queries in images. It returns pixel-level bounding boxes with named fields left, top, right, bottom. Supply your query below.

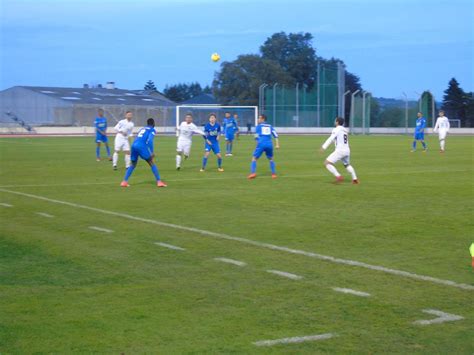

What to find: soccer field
left=0, top=134, right=473, bottom=353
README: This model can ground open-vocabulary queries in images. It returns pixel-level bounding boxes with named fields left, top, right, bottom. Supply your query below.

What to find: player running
left=176, top=113, right=205, bottom=170
left=94, top=108, right=112, bottom=161
left=320, top=117, right=359, bottom=184
left=120, top=118, right=166, bottom=188
left=222, top=112, right=238, bottom=156
left=434, top=110, right=450, bottom=153
left=201, top=113, right=224, bottom=172
left=248, top=114, right=279, bottom=179
left=113, top=111, right=135, bottom=170
left=411, top=112, right=427, bottom=152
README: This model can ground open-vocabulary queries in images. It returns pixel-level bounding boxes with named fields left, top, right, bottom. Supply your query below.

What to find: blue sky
left=1, top=0, right=472, bottom=99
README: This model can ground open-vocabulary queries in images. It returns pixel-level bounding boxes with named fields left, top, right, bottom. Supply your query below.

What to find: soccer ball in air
left=211, top=53, right=221, bottom=62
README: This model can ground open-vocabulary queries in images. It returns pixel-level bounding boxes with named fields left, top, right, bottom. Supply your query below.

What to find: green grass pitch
left=0, top=134, right=473, bottom=353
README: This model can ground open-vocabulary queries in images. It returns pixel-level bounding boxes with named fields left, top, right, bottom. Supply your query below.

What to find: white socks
left=346, top=165, right=357, bottom=180
left=125, top=154, right=131, bottom=168
left=440, top=140, right=445, bottom=151
left=113, top=152, right=118, bottom=166
left=326, top=164, right=340, bottom=177
left=176, top=154, right=182, bottom=168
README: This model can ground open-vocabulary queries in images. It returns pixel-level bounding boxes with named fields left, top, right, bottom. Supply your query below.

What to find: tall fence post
left=272, top=83, right=278, bottom=127
left=350, top=89, right=360, bottom=134
left=402, top=92, right=408, bottom=134
left=317, top=61, right=321, bottom=127
left=295, top=82, right=299, bottom=128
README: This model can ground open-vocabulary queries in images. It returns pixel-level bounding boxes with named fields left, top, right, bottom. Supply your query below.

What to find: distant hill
left=374, top=97, right=442, bottom=108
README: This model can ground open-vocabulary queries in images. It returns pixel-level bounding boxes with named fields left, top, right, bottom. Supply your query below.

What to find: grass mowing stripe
left=0, top=168, right=471, bottom=188
left=254, top=333, right=336, bottom=346
left=1, top=187, right=473, bottom=291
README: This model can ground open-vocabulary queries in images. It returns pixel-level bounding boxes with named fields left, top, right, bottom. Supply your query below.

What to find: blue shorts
left=253, top=144, right=273, bottom=159
left=225, top=134, right=235, bottom=142
left=131, top=145, right=152, bottom=162
left=205, top=141, right=221, bottom=154
left=96, top=133, right=108, bottom=143
left=414, top=132, right=425, bottom=140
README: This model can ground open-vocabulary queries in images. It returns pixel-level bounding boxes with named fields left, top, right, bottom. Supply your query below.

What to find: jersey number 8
left=261, top=126, right=271, bottom=135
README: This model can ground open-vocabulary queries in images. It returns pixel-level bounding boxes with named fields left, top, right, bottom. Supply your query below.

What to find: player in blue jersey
left=248, top=114, right=280, bottom=179
left=120, top=118, right=167, bottom=188
left=94, top=108, right=112, bottom=161
left=222, top=112, right=239, bottom=156
left=201, top=113, right=224, bottom=172
left=411, top=112, right=427, bottom=152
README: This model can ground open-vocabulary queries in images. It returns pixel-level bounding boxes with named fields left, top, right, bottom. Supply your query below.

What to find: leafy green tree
left=163, top=82, right=204, bottom=102
left=442, top=78, right=466, bottom=123
left=260, top=32, right=317, bottom=89
left=213, top=54, right=295, bottom=105
left=144, top=80, right=157, bottom=92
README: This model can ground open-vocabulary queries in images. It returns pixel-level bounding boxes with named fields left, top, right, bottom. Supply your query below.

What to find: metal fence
left=259, top=61, right=345, bottom=127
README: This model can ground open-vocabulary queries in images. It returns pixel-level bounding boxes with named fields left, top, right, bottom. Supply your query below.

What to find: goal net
left=176, top=105, right=258, bottom=133
left=448, top=119, right=461, bottom=128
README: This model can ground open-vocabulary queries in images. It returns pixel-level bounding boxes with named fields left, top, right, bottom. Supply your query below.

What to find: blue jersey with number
left=255, top=123, right=278, bottom=146
left=415, top=117, right=426, bottom=133
left=204, top=122, right=221, bottom=142
left=94, top=117, right=107, bottom=133
left=133, top=126, right=155, bottom=153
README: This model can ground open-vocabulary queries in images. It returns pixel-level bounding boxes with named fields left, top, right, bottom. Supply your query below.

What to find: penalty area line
left=0, top=188, right=473, bottom=292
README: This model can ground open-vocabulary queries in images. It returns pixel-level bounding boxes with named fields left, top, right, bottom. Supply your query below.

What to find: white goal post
left=448, top=119, right=461, bottom=128
left=176, top=105, right=259, bottom=131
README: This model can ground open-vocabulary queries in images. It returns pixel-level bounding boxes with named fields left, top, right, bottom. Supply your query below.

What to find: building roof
left=181, top=93, right=218, bottom=105
left=16, top=86, right=176, bottom=106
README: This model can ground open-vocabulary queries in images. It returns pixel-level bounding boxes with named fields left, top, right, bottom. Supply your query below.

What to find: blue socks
left=412, top=141, right=416, bottom=150
left=124, top=165, right=135, bottom=181
left=151, top=164, right=161, bottom=181
left=96, top=146, right=100, bottom=158
left=202, top=157, right=208, bottom=169
left=217, top=157, right=222, bottom=168
left=251, top=161, right=257, bottom=173
left=422, top=142, right=427, bottom=149
left=106, top=145, right=111, bottom=157
left=270, top=161, right=276, bottom=174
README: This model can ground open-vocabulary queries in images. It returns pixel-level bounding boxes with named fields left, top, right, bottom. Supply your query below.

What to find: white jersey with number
left=177, top=121, right=205, bottom=155
left=434, top=116, right=450, bottom=132
left=322, top=125, right=350, bottom=153
left=114, top=119, right=134, bottom=151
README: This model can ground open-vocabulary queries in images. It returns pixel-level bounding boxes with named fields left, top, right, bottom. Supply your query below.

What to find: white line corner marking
left=332, top=287, right=371, bottom=297
left=154, top=242, right=185, bottom=251
left=254, top=333, right=336, bottom=347
left=0, top=188, right=473, bottom=291
left=413, top=309, right=464, bottom=325
left=214, top=257, right=247, bottom=267
left=88, top=226, right=114, bottom=233
left=0, top=203, right=13, bottom=207
left=36, top=212, right=54, bottom=218
left=267, top=269, right=303, bottom=280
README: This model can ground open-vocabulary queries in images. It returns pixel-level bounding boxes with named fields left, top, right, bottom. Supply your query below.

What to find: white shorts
left=327, top=150, right=350, bottom=166
left=114, top=135, right=131, bottom=151
left=177, top=138, right=192, bottom=156
left=438, top=130, right=448, bottom=140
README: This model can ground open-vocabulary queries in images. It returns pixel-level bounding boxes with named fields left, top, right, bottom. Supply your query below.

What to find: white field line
left=413, top=309, right=464, bottom=325
left=88, top=226, right=114, bottom=233
left=0, top=202, right=13, bottom=207
left=0, top=188, right=473, bottom=292
left=214, top=257, right=247, bottom=267
left=267, top=269, right=303, bottom=280
left=154, top=242, right=185, bottom=251
left=0, top=168, right=471, bottom=188
left=254, top=333, right=336, bottom=347
left=332, top=287, right=371, bottom=297
left=35, top=212, right=54, bottom=218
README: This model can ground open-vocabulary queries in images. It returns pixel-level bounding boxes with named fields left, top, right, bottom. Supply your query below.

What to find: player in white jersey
left=176, top=113, right=205, bottom=170
left=320, top=117, right=359, bottom=184
left=433, top=110, right=450, bottom=153
left=113, top=111, right=135, bottom=170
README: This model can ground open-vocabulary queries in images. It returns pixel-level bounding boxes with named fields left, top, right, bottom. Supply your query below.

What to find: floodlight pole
left=402, top=92, right=408, bottom=135
left=272, top=83, right=278, bottom=127
left=350, top=89, right=361, bottom=134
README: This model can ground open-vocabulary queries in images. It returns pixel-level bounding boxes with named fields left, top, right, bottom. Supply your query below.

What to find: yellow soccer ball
left=211, top=53, right=221, bottom=62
